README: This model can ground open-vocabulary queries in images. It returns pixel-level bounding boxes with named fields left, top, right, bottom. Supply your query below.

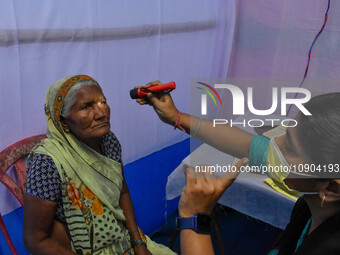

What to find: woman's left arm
left=119, top=165, right=152, bottom=255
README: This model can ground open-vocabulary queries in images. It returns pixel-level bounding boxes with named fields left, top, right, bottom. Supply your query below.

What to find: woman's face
left=275, top=124, right=319, bottom=191
left=276, top=124, right=310, bottom=167
left=62, top=85, right=111, bottom=142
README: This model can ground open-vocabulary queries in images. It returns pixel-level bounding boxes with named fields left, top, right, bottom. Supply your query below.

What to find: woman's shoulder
left=100, top=131, right=122, bottom=162
left=26, top=153, right=60, bottom=181
left=26, top=153, right=62, bottom=201
left=100, top=131, right=121, bottom=146
left=27, top=153, right=57, bottom=170
left=287, top=197, right=310, bottom=226
left=295, top=204, right=340, bottom=254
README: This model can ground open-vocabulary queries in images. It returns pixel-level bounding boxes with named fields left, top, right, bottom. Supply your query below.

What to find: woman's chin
left=98, top=126, right=111, bottom=137
left=91, top=125, right=111, bottom=138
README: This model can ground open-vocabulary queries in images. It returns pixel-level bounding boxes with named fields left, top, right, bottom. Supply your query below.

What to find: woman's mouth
left=92, top=122, right=109, bottom=129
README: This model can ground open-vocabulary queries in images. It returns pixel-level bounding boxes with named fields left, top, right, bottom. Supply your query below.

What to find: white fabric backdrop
left=0, top=0, right=235, bottom=215
left=225, top=0, right=340, bottom=118
left=0, top=0, right=235, bottom=163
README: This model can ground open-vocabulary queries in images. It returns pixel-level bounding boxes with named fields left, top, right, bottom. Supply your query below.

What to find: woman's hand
left=136, top=81, right=179, bottom=125
left=134, top=245, right=153, bottom=255
left=179, top=158, right=249, bottom=217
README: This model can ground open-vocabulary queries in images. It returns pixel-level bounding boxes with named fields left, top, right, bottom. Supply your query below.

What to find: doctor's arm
left=136, top=81, right=253, bottom=159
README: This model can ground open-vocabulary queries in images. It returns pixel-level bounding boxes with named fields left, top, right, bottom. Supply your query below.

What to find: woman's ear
left=60, top=117, right=70, bottom=133
left=319, top=180, right=340, bottom=203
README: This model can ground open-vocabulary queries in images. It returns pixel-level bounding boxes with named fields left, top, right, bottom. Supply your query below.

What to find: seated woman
left=136, top=82, right=340, bottom=254
left=23, top=75, right=175, bottom=255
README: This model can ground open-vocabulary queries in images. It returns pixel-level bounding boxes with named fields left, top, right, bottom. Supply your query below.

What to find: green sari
left=30, top=75, right=175, bottom=255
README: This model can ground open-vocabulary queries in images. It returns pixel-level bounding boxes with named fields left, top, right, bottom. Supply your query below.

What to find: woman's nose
left=94, top=103, right=106, bottom=119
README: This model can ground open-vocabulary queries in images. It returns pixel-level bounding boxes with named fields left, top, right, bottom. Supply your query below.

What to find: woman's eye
left=99, top=99, right=106, bottom=105
left=81, top=104, right=89, bottom=110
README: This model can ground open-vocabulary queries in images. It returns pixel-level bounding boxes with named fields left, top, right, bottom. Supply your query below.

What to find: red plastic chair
left=0, top=134, right=46, bottom=255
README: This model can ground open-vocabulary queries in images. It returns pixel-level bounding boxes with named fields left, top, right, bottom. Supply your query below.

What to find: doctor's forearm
left=173, top=113, right=253, bottom=158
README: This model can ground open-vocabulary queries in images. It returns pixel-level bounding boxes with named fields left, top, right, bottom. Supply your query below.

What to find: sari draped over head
left=30, top=75, right=175, bottom=255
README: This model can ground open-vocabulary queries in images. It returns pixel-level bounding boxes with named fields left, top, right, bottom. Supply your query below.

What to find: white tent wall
left=229, top=0, right=340, bottom=80
left=0, top=0, right=235, bottom=216
left=0, top=0, right=235, bottom=162
left=224, top=0, right=340, bottom=118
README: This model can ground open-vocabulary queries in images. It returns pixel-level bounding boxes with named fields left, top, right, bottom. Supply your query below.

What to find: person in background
left=136, top=81, right=340, bottom=254
left=178, top=163, right=340, bottom=255
left=23, top=75, right=176, bottom=255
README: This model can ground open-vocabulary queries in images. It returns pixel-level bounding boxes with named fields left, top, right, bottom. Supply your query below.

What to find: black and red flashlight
left=130, top=82, right=176, bottom=99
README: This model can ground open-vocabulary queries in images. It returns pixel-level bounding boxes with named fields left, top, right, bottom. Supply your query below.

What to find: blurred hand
left=179, top=158, right=249, bottom=217
left=135, top=81, right=179, bottom=125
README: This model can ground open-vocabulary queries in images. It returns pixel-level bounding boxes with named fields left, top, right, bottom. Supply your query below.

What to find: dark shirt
left=278, top=197, right=340, bottom=255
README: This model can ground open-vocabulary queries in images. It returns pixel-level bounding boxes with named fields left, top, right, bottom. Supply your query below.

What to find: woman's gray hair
left=60, top=79, right=101, bottom=118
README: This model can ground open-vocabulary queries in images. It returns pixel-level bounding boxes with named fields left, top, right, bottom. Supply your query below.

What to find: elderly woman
left=136, top=82, right=340, bottom=254
left=23, top=75, right=175, bottom=255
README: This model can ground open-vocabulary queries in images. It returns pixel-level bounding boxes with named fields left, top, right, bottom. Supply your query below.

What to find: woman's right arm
left=136, top=81, right=253, bottom=159
left=23, top=194, right=76, bottom=255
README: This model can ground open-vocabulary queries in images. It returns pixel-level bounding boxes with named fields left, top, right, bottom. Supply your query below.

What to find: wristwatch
left=176, top=213, right=211, bottom=234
